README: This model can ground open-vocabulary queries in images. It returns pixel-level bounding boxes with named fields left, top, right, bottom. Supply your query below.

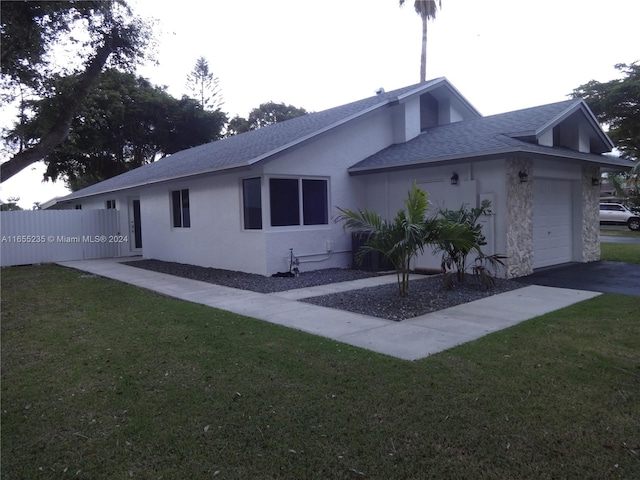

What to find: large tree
left=21, top=69, right=227, bottom=191
left=399, top=0, right=442, bottom=82
left=572, top=63, right=640, bottom=162
left=226, top=101, right=308, bottom=136
left=0, top=0, right=151, bottom=182
left=572, top=63, right=640, bottom=203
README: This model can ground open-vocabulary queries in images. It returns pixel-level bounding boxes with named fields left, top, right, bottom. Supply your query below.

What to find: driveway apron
left=519, top=261, right=640, bottom=297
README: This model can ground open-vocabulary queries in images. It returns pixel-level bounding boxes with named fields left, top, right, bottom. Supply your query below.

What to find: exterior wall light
left=592, top=176, right=601, bottom=186
left=451, top=172, right=459, bottom=185
left=519, top=170, right=529, bottom=183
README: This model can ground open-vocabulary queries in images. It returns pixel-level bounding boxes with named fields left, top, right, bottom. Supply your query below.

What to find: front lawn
left=601, top=242, right=640, bottom=263
left=601, top=225, right=640, bottom=238
left=2, top=265, right=639, bottom=479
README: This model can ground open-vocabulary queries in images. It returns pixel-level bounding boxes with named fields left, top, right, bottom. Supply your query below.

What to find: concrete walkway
left=57, top=258, right=601, bottom=361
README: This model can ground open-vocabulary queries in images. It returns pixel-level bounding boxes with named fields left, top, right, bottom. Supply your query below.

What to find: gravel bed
left=303, top=276, right=523, bottom=321
left=123, top=259, right=524, bottom=321
left=123, top=259, right=378, bottom=294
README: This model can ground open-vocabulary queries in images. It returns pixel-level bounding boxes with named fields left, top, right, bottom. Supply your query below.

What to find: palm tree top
left=399, top=0, right=442, bottom=19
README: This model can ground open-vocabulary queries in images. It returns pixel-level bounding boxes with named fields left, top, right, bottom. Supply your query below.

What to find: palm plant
left=437, top=201, right=490, bottom=282
left=436, top=201, right=506, bottom=288
left=336, top=182, right=476, bottom=297
left=399, top=0, right=442, bottom=82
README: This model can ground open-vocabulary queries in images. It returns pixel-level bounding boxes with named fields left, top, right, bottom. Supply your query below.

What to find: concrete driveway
left=519, top=261, right=640, bottom=297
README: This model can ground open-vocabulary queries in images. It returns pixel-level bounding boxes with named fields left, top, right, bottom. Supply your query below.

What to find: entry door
left=128, top=198, right=143, bottom=253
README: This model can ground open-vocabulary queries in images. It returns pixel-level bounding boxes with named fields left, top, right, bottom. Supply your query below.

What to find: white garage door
left=533, top=179, right=573, bottom=268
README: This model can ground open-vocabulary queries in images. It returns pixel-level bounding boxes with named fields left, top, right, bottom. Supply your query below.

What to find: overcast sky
left=2, top=0, right=639, bottom=208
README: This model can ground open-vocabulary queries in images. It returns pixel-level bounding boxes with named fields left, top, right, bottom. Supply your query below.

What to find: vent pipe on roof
left=375, top=87, right=385, bottom=95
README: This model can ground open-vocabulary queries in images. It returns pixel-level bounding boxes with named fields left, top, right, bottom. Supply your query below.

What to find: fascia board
left=348, top=145, right=633, bottom=176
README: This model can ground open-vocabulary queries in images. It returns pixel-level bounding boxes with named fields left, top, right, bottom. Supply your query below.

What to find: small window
left=75, top=204, right=82, bottom=210
left=243, top=178, right=262, bottom=229
left=106, top=199, right=116, bottom=209
left=171, top=189, right=191, bottom=228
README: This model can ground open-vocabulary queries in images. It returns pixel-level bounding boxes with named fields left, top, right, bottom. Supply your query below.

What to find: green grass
left=601, top=242, right=640, bottom=263
left=601, top=225, right=640, bottom=238
left=2, top=265, right=640, bottom=479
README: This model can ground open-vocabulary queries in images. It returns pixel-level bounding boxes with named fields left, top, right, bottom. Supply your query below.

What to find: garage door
left=533, top=180, right=573, bottom=268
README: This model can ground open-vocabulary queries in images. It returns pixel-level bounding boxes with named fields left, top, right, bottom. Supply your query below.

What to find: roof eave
left=59, top=163, right=252, bottom=203
left=347, top=145, right=633, bottom=176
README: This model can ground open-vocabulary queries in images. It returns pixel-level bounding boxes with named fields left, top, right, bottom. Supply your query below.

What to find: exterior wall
left=356, top=159, right=510, bottom=275
left=261, top=107, right=395, bottom=274
left=505, top=158, right=534, bottom=278
left=582, top=164, right=601, bottom=262
left=139, top=171, right=268, bottom=275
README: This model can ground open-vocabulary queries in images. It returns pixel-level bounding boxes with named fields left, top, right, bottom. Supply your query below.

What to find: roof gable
left=349, top=99, right=626, bottom=174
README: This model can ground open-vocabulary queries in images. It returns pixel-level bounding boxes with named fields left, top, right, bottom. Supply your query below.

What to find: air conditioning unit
left=351, top=232, right=393, bottom=272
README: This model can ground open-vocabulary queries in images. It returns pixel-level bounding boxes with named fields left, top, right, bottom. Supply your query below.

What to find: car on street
left=599, top=202, right=640, bottom=231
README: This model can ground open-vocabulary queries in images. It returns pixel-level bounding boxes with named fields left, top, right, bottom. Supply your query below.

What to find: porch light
left=450, top=172, right=459, bottom=185
left=519, top=170, right=529, bottom=183
left=592, top=176, right=601, bottom=186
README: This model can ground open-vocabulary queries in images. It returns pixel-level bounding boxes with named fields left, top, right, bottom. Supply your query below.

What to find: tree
left=571, top=63, right=640, bottom=162
left=226, top=102, right=308, bottom=135
left=185, top=56, right=223, bottom=111
left=399, top=0, right=442, bottom=82
left=21, top=69, right=227, bottom=190
left=572, top=63, right=640, bottom=205
left=1, top=0, right=152, bottom=183
left=336, top=182, right=476, bottom=297
left=0, top=197, right=23, bottom=211
left=436, top=201, right=506, bottom=288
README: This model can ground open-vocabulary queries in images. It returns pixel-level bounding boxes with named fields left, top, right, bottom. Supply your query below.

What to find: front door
left=128, top=197, right=143, bottom=254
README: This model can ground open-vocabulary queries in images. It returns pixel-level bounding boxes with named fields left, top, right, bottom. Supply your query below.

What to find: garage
left=533, top=179, right=573, bottom=268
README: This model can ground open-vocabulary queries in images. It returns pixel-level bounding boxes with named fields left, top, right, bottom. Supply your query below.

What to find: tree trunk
left=420, top=13, right=428, bottom=82
left=0, top=37, right=119, bottom=183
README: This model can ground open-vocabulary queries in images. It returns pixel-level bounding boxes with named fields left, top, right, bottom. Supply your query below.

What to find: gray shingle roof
left=61, top=79, right=447, bottom=201
left=348, top=99, right=630, bottom=173
left=60, top=79, right=630, bottom=202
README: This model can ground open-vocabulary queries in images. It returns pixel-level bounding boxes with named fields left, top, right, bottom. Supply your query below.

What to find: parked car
left=599, top=203, right=640, bottom=231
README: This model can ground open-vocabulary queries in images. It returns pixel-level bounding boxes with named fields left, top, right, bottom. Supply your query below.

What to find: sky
left=2, top=0, right=639, bottom=209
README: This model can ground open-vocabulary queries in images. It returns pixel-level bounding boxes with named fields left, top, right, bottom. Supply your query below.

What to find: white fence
left=1, top=209, right=121, bottom=267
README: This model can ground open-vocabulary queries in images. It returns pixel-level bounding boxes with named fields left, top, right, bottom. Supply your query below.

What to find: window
left=269, top=178, right=328, bottom=227
left=171, top=189, right=191, bottom=228
left=302, top=179, right=328, bottom=225
left=106, top=199, right=116, bottom=209
left=75, top=204, right=82, bottom=210
left=242, top=178, right=262, bottom=229
left=270, top=178, right=299, bottom=226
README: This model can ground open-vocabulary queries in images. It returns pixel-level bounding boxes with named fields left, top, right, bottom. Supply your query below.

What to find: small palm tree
left=437, top=201, right=490, bottom=282
left=336, top=182, right=476, bottom=297
left=436, top=201, right=507, bottom=288
left=399, top=0, right=442, bottom=82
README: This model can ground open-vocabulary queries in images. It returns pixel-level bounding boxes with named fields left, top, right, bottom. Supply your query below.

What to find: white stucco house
left=51, top=78, right=631, bottom=278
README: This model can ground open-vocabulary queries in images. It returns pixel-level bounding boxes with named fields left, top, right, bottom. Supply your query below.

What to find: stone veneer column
left=582, top=165, right=601, bottom=262
left=505, top=158, right=534, bottom=278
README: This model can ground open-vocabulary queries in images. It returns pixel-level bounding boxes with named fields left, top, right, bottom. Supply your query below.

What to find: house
left=52, top=78, right=632, bottom=278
